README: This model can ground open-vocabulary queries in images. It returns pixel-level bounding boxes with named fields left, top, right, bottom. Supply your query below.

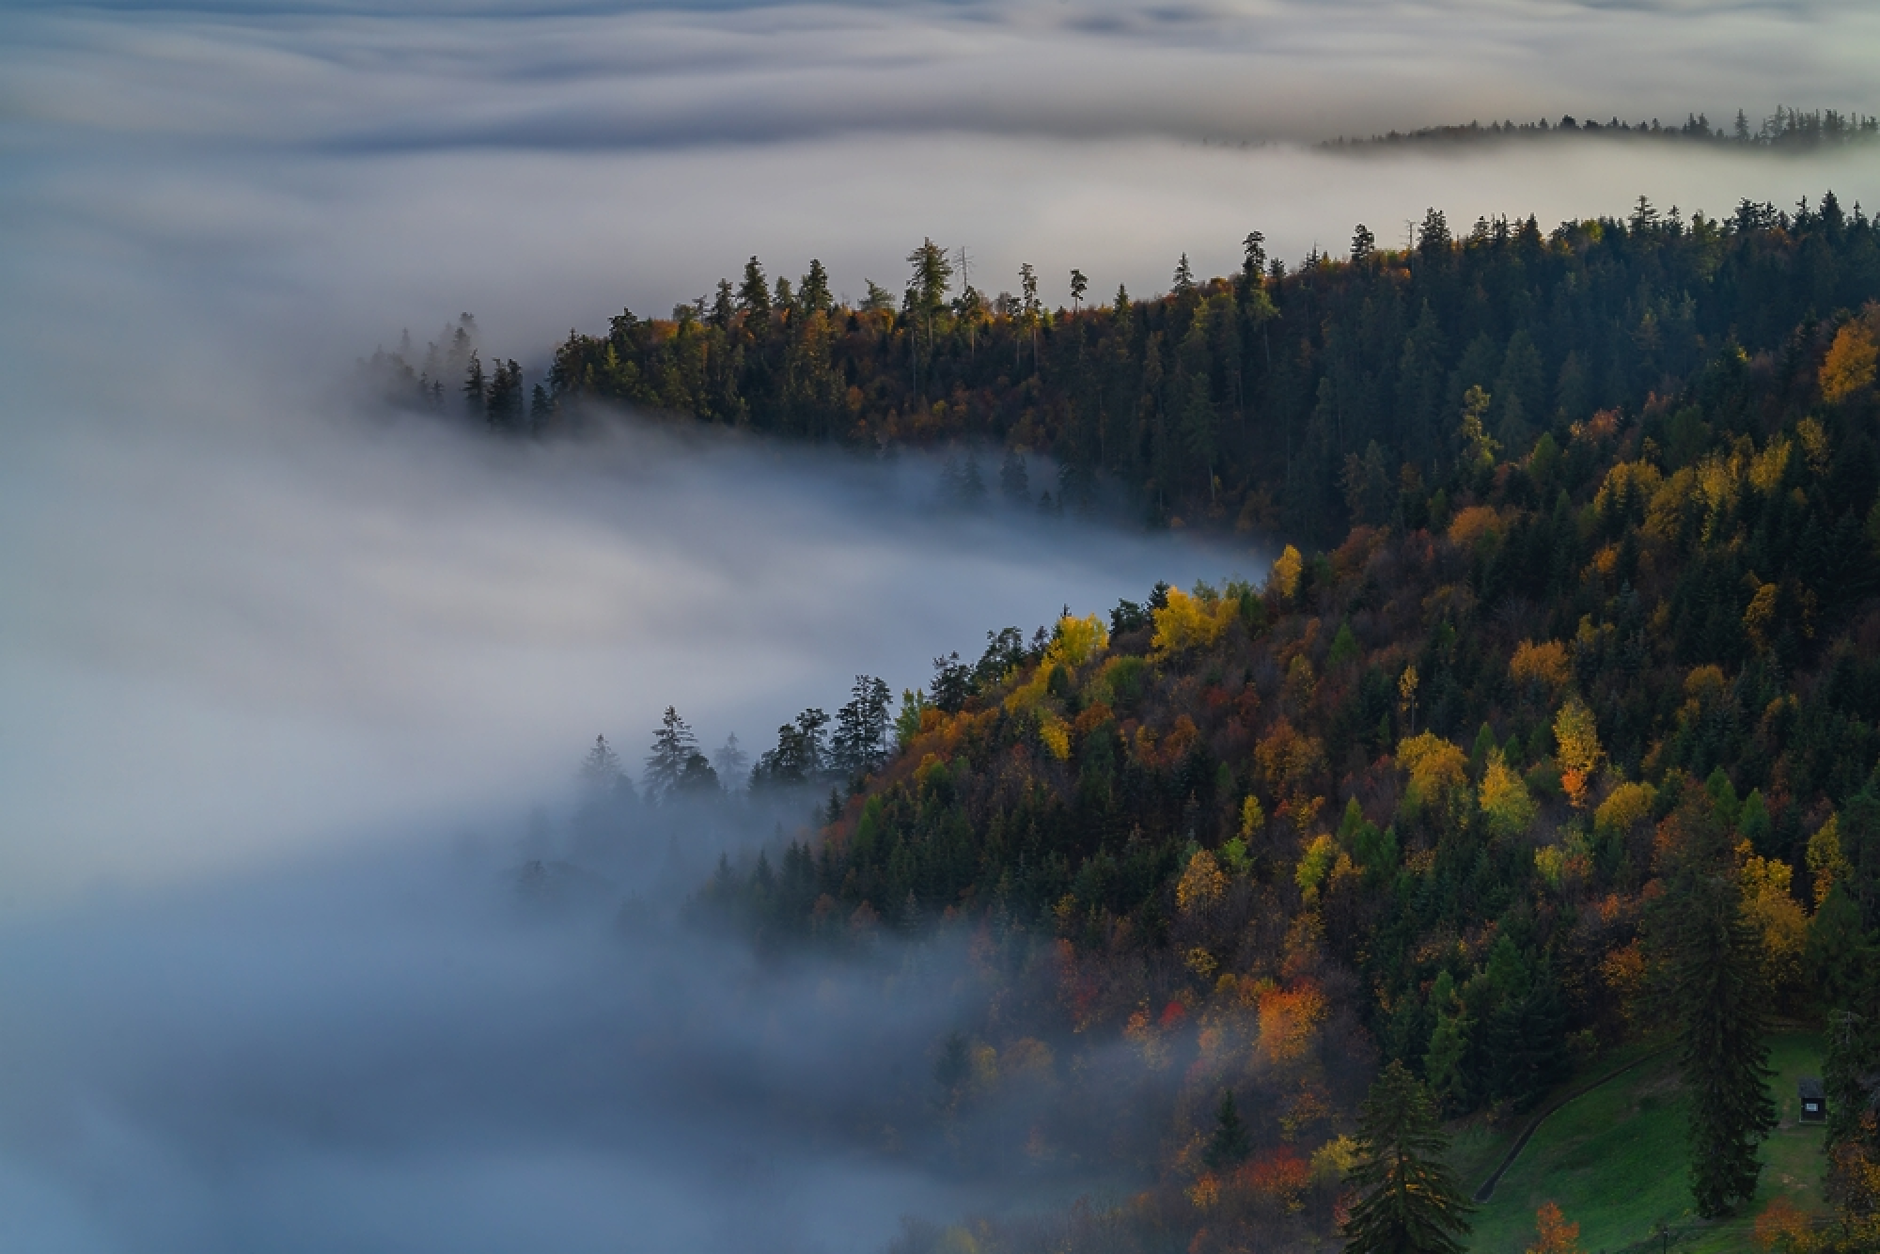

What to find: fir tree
left=1342, top=1061, right=1474, bottom=1254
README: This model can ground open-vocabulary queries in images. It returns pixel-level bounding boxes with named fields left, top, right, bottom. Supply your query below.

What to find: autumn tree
left=1526, top=1201, right=1581, bottom=1254
left=1342, top=1061, right=1474, bottom=1254
left=1554, top=697, right=1602, bottom=808
left=1821, top=318, right=1877, bottom=404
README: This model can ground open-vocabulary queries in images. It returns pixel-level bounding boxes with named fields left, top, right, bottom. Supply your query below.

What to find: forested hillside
left=384, top=194, right=1880, bottom=1250
left=681, top=206, right=1876, bottom=1252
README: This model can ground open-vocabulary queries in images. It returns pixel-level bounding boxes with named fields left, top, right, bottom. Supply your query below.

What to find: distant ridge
left=1326, top=105, right=1878, bottom=152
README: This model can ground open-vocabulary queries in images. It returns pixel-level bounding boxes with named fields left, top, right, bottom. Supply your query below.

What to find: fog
left=3, top=0, right=1879, bottom=1247
left=0, top=831, right=1075, bottom=1253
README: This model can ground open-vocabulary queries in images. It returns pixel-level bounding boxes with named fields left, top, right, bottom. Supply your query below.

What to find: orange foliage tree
left=1527, top=1201, right=1582, bottom=1254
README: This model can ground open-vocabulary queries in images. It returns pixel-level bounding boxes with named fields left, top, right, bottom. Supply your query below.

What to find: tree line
left=368, top=189, right=1880, bottom=562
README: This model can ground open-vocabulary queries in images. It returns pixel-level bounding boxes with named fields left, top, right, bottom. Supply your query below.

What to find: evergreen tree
left=831, top=676, right=892, bottom=781
left=579, top=734, right=624, bottom=792
left=798, top=259, right=832, bottom=315
left=645, top=706, right=702, bottom=803
left=462, top=350, right=486, bottom=424
left=1342, top=1061, right=1474, bottom=1254
left=1656, top=799, right=1777, bottom=1216
left=737, top=256, right=771, bottom=318
left=673, top=750, right=722, bottom=797
left=1203, top=1089, right=1252, bottom=1170
left=999, top=449, right=1030, bottom=505
left=712, top=733, right=749, bottom=791
left=751, top=708, right=830, bottom=790
left=1172, top=253, right=1196, bottom=298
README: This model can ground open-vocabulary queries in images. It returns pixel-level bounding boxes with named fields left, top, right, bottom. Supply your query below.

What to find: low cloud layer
left=2, top=1, right=1878, bottom=1247
left=0, top=391, right=1251, bottom=898
left=0, top=833, right=1050, bottom=1253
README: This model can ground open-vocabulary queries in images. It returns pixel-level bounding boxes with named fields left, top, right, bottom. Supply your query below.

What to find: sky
left=0, top=2, right=1878, bottom=1247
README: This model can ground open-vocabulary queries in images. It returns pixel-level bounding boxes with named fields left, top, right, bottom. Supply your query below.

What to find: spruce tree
left=1342, top=1061, right=1473, bottom=1254
left=1657, top=798, right=1777, bottom=1217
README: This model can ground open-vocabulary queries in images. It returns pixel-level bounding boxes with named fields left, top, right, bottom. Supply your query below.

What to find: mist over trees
left=360, top=190, right=1880, bottom=1251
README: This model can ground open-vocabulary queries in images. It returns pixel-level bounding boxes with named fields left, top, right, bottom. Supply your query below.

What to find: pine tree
left=1342, top=1061, right=1474, bottom=1254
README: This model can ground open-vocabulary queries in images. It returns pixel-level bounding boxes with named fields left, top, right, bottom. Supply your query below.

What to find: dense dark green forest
left=1326, top=106, right=1879, bottom=152
left=387, top=194, right=1880, bottom=1251
left=378, top=190, right=1880, bottom=562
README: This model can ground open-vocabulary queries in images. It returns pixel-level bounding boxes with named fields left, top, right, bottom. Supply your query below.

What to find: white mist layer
left=0, top=395, right=1255, bottom=900
left=0, top=841, right=1032, bottom=1254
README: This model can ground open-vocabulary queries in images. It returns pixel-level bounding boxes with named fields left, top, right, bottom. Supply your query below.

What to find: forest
left=1325, top=106, right=1880, bottom=153
left=375, top=192, right=1880, bottom=1252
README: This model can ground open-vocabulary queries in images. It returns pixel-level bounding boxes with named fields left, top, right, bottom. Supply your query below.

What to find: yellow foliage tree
left=1177, top=848, right=1227, bottom=915
left=1007, top=613, right=1110, bottom=714
left=1398, top=732, right=1469, bottom=821
left=1554, top=696, right=1602, bottom=808
left=1295, top=834, right=1338, bottom=898
left=1309, top=1134, right=1360, bottom=1186
left=1741, top=848, right=1808, bottom=996
left=1480, top=748, right=1538, bottom=838
left=1510, top=639, right=1572, bottom=699
left=1037, top=712, right=1071, bottom=761
left=1743, top=578, right=1781, bottom=655
left=1151, top=587, right=1237, bottom=658
left=1050, top=612, right=1109, bottom=667
left=1270, top=544, right=1303, bottom=600
left=1594, top=780, right=1657, bottom=841
left=1821, top=319, right=1878, bottom=404
left=1806, top=815, right=1848, bottom=909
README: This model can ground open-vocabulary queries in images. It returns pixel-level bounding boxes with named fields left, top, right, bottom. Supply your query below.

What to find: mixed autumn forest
left=370, top=190, right=1880, bottom=1252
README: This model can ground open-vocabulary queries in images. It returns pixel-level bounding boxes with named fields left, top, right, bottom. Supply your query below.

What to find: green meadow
left=1453, top=1033, right=1829, bottom=1252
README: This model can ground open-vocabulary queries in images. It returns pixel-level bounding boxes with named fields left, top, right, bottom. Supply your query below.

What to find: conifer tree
left=1203, top=1089, right=1251, bottom=1170
left=579, top=734, right=623, bottom=792
left=462, top=350, right=486, bottom=424
left=798, top=259, right=832, bottom=316
left=737, top=256, right=771, bottom=318
left=645, top=706, right=702, bottom=803
left=1655, top=798, right=1777, bottom=1216
left=1342, top=1061, right=1473, bottom=1254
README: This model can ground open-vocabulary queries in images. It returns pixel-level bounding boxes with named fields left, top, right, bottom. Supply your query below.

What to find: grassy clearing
left=1459, top=1032, right=1826, bottom=1253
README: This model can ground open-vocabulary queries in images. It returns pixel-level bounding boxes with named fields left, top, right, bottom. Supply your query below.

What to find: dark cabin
left=1800, top=1077, right=1827, bottom=1124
